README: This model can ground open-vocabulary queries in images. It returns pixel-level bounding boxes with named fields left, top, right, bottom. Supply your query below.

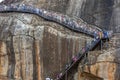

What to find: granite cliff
left=0, top=0, right=119, bottom=80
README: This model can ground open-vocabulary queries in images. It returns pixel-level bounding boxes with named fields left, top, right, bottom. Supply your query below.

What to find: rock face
left=0, top=0, right=120, bottom=80
left=75, top=33, right=120, bottom=80
left=110, top=0, right=120, bottom=33
left=66, top=0, right=113, bottom=30
left=0, top=12, right=92, bottom=80
left=66, top=0, right=120, bottom=33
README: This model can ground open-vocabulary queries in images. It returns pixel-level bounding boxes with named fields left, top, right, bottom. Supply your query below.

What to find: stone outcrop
left=0, top=12, right=92, bottom=80
left=75, top=33, right=120, bottom=80
left=0, top=0, right=120, bottom=80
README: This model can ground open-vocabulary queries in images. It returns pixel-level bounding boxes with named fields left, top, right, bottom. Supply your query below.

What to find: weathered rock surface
left=0, top=0, right=120, bottom=80
left=75, top=33, right=120, bottom=80
left=0, top=12, right=92, bottom=80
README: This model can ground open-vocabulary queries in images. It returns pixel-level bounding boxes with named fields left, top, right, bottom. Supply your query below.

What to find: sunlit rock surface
left=0, top=12, right=92, bottom=80
left=0, top=0, right=120, bottom=80
left=75, top=33, right=120, bottom=80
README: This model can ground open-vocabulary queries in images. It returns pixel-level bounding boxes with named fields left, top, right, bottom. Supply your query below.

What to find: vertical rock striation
left=0, top=12, right=92, bottom=80
left=0, top=0, right=120, bottom=80
left=66, top=0, right=114, bottom=31
left=110, top=0, right=120, bottom=33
